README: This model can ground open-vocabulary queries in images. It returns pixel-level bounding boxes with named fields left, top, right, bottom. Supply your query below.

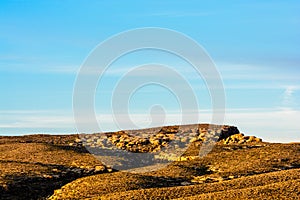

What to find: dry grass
left=0, top=131, right=299, bottom=199
left=49, top=143, right=300, bottom=199
left=94, top=169, right=300, bottom=200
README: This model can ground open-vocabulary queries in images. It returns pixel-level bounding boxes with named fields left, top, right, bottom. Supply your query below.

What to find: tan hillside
left=0, top=124, right=299, bottom=200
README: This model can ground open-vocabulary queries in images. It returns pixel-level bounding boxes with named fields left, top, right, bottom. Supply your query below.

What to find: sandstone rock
left=168, top=134, right=175, bottom=140
left=149, top=138, right=160, bottom=146
left=78, top=124, right=248, bottom=161
left=75, top=138, right=81, bottom=142
left=86, top=138, right=93, bottom=143
left=52, top=168, right=59, bottom=172
left=177, top=156, right=198, bottom=161
left=222, top=133, right=262, bottom=145
left=192, top=176, right=225, bottom=184
left=43, top=174, right=53, bottom=179
left=189, top=137, right=198, bottom=143
left=107, top=168, right=113, bottom=172
left=180, top=138, right=188, bottom=143
left=94, top=165, right=106, bottom=172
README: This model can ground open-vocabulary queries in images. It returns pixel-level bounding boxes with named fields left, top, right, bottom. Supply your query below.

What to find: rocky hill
left=0, top=124, right=299, bottom=199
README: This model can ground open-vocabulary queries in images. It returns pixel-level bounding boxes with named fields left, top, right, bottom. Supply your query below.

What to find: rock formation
left=72, top=124, right=243, bottom=154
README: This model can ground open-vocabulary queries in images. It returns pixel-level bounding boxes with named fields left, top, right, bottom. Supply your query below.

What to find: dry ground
left=0, top=129, right=299, bottom=200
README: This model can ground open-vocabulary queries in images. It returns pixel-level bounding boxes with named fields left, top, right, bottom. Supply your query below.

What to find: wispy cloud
left=0, top=110, right=74, bottom=129
left=216, top=62, right=300, bottom=81
left=281, top=85, right=299, bottom=109
left=45, top=66, right=80, bottom=74
left=0, top=64, right=80, bottom=74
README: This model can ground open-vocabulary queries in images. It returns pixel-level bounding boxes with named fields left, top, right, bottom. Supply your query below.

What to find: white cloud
left=224, top=109, right=300, bottom=143
left=282, top=86, right=296, bottom=106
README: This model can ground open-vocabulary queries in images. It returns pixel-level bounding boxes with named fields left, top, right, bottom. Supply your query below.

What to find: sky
left=0, top=0, right=300, bottom=142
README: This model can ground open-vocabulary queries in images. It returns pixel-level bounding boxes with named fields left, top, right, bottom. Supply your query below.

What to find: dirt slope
left=49, top=143, right=300, bottom=199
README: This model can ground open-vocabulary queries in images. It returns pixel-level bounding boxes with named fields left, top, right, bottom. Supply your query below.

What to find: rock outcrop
left=72, top=124, right=242, bottom=154
left=223, top=133, right=262, bottom=144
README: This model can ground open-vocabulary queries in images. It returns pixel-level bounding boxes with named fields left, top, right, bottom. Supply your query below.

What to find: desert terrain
left=0, top=124, right=299, bottom=199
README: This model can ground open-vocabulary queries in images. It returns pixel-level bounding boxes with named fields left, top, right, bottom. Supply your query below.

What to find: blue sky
left=0, top=0, right=300, bottom=142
